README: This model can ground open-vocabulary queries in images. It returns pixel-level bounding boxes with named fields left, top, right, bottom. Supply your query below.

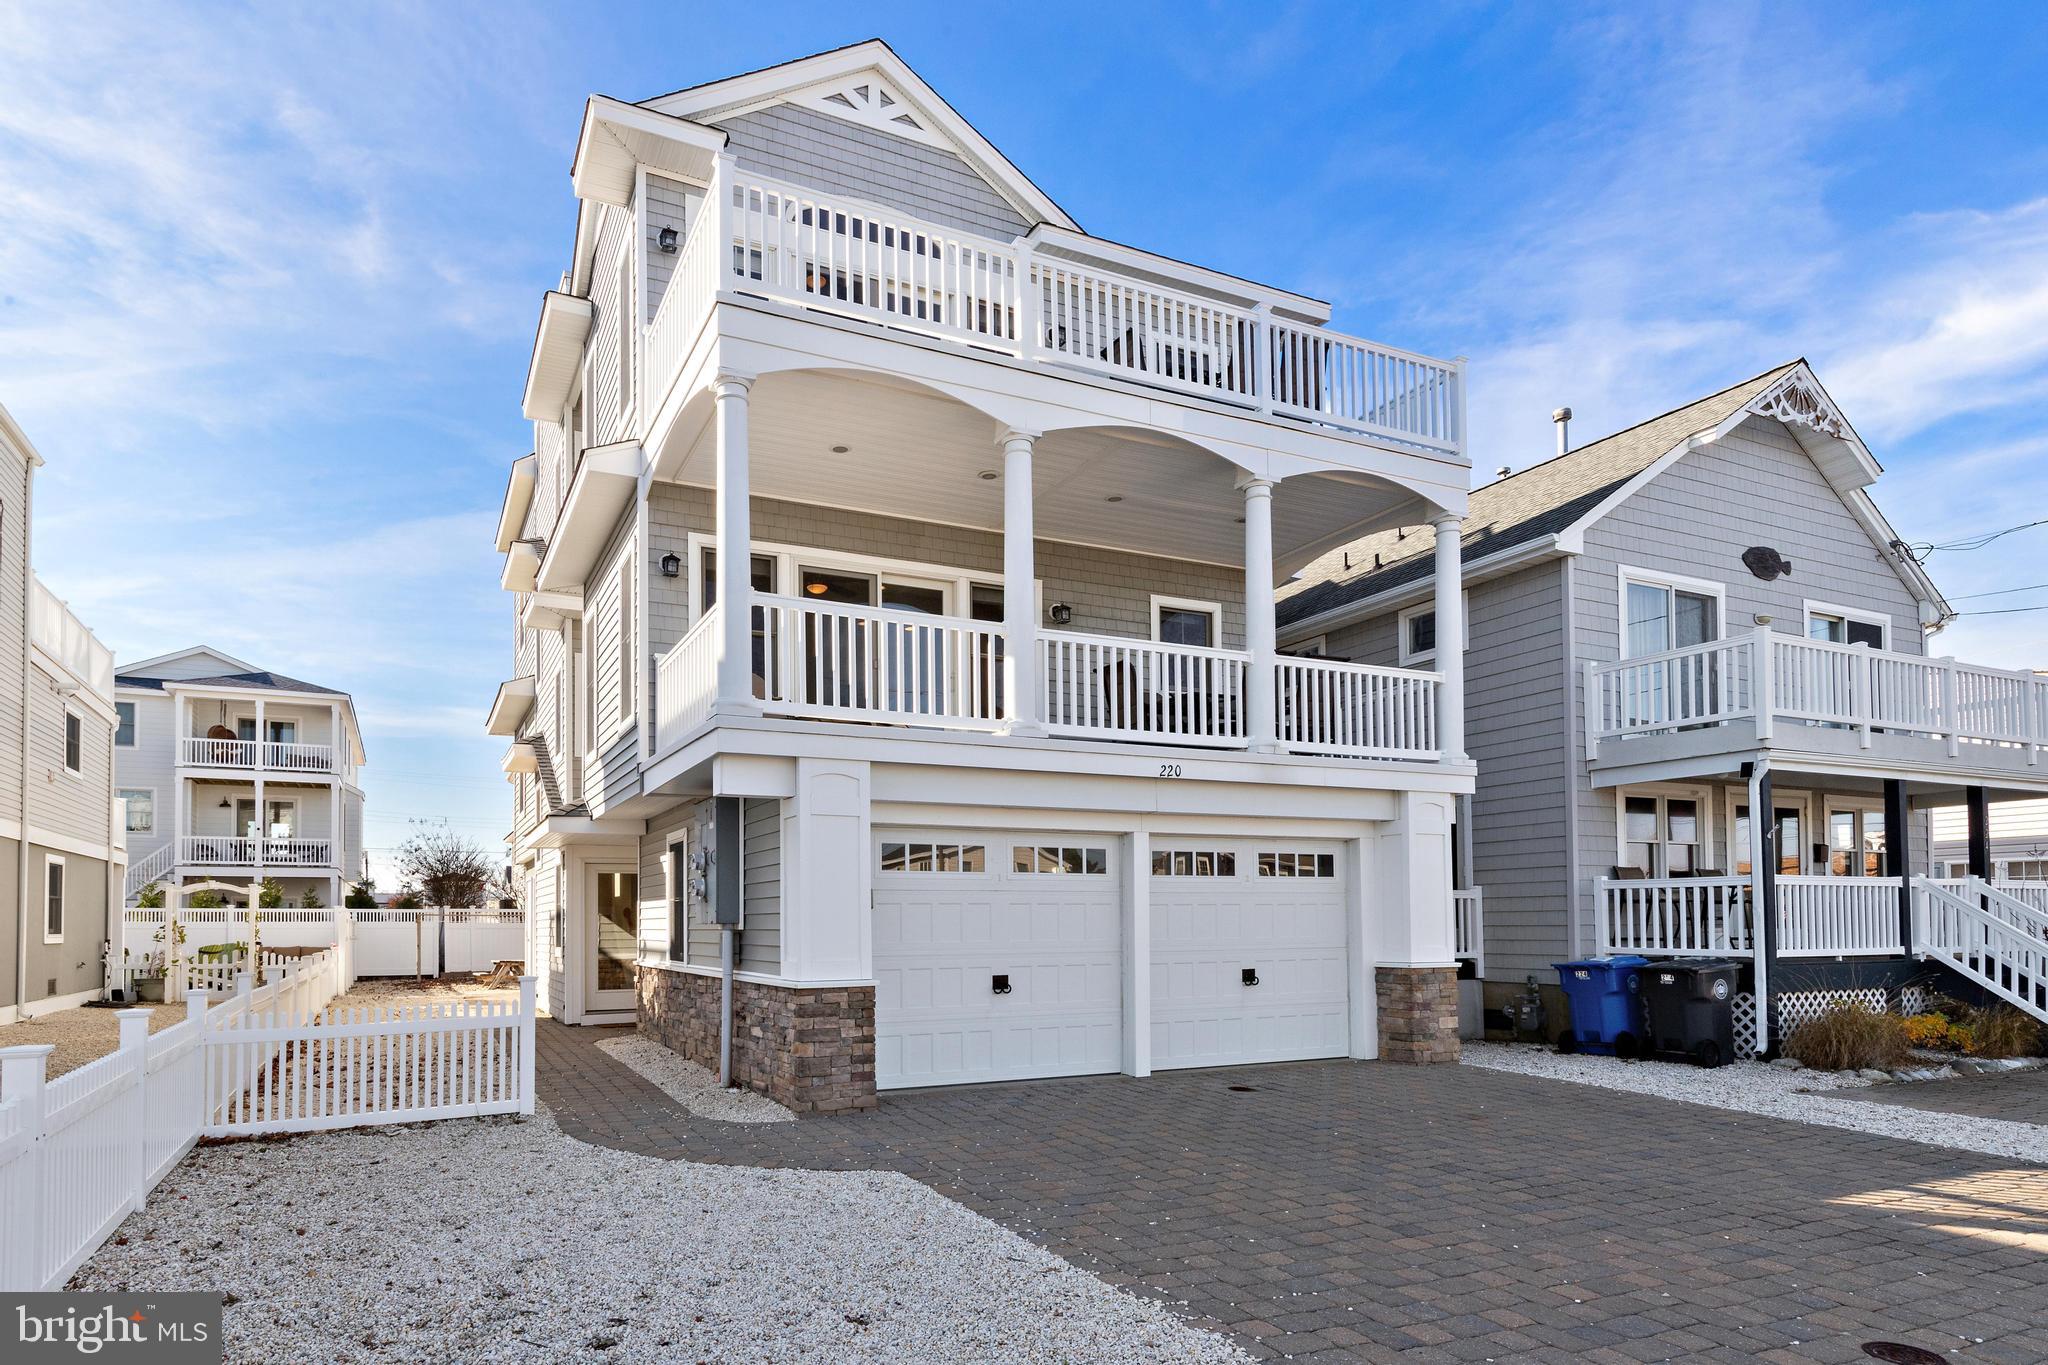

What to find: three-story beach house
left=1282, top=363, right=2048, bottom=1052
left=491, top=41, right=1477, bottom=1110
left=116, top=647, right=368, bottom=910
left=0, top=403, right=125, bottom=1023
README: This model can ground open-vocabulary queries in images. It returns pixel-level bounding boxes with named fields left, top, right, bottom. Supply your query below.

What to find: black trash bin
left=1637, top=960, right=1741, bottom=1067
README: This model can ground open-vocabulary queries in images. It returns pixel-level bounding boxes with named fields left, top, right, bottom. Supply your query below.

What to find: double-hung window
left=115, top=701, right=136, bottom=747
left=1621, top=793, right=1703, bottom=876
left=63, top=710, right=82, bottom=773
left=43, top=855, right=64, bottom=942
left=120, top=788, right=154, bottom=835
left=1623, top=573, right=1720, bottom=657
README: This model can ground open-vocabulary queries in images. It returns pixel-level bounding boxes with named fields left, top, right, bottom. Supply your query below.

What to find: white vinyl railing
left=1774, top=875, right=1904, bottom=957
left=177, top=836, right=333, bottom=867
left=642, top=163, right=1464, bottom=455
left=1588, top=627, right=2048, bottom=763
left=1453, top=887, right=1483, bottom=975
left=654, top=604, right=720, bottom=747
left=1913, top=878, right=2048, bottom=1021
left=179, top=736, right=337, bottom=772
left=1595, top=877, right=1754, bottom=957
left=757, top=594, right=1005, bottom=731
left=30, top=577, right=114, bottom=701
left=1039, top=631, right=1247, bottom=747
left=1276, top=655, right=1439, bottom=760
left=123, top=841, right=176, bottom=899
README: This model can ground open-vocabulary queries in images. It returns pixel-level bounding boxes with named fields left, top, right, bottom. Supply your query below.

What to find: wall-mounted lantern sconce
left=659, top=552, right=682, bottom=578
left=657, top=226, right=679, bottom=254
left=1047, top=602, right=1074, bottom=626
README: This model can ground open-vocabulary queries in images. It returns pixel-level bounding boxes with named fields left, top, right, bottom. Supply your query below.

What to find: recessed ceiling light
left=977, top=470, right=998, bottom=480
left=1104, top=494, right=1124, bottom=503
left=831, top=445, right=849, bottom=454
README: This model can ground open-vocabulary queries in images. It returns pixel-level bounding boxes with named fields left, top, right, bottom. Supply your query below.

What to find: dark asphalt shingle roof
left=1277, top=361, right=1801, bottom=630
left=114, top=669, right=346, bottom=697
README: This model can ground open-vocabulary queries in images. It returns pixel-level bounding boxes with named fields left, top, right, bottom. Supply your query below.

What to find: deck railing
left=758, top=594, right=1006, bottom=731
left=641, top=164, right=1463, bottom=455
left=178, top=836, right=334, bottom=867
left=179, top=736, right=337, bottom=773
left=1039, top=630, right=1246, bottom=747
left=1595, top=877, right=1755, bottom=957
left=653, top=604, right=721, bottom=745
left=1453, top=887, right=1483, bottom=974
left=1774, top=875, right=1904, bottom=957
left=1276, top=655, right=1438, bottom=759
left=1588, top=627, right=2048, bottom=762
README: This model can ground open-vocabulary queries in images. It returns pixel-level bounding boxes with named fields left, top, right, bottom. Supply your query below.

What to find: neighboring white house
left=491, top=40, right=1477, bottom=1111
left=116, top=646, right=368, bottom=910
left=1930, top=796, right=2048, bottom=879
left=0, top=403, right=125, bottom=1023
left=1282, top=362, right=2048, bottom=1047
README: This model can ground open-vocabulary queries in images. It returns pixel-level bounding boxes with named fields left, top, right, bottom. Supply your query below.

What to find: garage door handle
left=1241, top=968, right=1260, bottom=986
left=992, top=974, right=1012, bottom=995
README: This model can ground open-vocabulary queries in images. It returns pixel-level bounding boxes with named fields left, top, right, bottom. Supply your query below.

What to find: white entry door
left=586, top=864, right=639, bottom=1013
left=1150, top=841, right=1350, bottom=1070
left=872, top=832, right=1122, bottom=1089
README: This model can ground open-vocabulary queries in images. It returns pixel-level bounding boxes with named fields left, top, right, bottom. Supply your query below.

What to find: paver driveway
left=540, top=1023, right=2048, bottom=1363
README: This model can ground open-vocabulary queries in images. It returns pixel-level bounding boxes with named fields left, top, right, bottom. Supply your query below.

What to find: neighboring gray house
left=115, top=646, right=368, bottom=910
left=0, top=403, right=124, bottom=1023
left=1281, top=362, right=2048, bottom=1048
left=490, top=40, right=1481, bottom=1110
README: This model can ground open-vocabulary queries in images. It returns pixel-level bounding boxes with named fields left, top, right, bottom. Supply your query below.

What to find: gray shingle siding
left=714, top=103, right=1029, bottom=240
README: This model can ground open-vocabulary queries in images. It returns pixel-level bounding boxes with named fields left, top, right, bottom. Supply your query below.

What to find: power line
left=1910, top=518, right=2048, bottom=558
left=1951, top=582, right=2048, bottom=601
left=1954, top=604, right=2048, bottom=616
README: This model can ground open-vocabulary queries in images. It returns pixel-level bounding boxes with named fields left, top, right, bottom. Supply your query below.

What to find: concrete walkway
left=538, top=1022, right=2048, bottom=1363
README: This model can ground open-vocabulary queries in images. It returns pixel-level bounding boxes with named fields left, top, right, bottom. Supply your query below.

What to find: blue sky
left=3, top=1, right=2046, bottom=882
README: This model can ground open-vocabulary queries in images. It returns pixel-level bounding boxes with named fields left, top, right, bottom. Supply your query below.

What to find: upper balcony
left=31, top=577, right=114, bottom=703
left=178, top=736, right=341, bottom=775
left=633, top=162, right=1465, bottom=467
left=1587, top=627, right=2048, bottom=789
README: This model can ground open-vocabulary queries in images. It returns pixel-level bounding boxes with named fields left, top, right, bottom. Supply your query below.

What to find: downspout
left=15, top=453, right=35, bottom=1015
left=1745, top=756, right=1773, bottom=1055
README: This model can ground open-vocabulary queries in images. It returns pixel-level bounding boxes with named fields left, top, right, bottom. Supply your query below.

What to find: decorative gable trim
left=1749, top=368, right=1849, bottom=443
left=795, top=74, right=944, bottom=148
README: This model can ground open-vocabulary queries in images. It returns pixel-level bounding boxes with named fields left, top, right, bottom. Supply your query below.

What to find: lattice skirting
left=1738, top=985, right=1924, bottom=1055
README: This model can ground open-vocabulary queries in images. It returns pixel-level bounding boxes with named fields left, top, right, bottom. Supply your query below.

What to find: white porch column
left=1431, top=512, right=1467, bottom=762
left=1000, top=429, right=1043, bottom=735
left=329, top=700, right=343, bottom=778
left=1241, top=477, right=1278, bottom=751
left=253, top=774, right=265, bottom=870
left=713, top=373, right=759, bottom=715
left=254, top=698, right=266, bottom=766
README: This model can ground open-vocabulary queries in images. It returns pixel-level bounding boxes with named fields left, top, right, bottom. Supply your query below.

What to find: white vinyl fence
left=0, top=945, right=536, bottom=1292
left=121, top=907, right=526, bottom=983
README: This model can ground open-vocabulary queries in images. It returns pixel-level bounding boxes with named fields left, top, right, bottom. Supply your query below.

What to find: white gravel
left=1464, top=1041, right=2048, bottom=1166
left=72, top=1107, right=1248, bottom=1364
left=595, top=1036, right=795, bottom=1124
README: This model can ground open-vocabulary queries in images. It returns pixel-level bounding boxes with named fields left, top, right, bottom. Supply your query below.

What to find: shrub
left=1902, top=1012, right=1969, bottom=1051
left=344, top=879, right=377, bottom=910
left=299, top=886, right=323, bottom=909
left=135, top=882, right=165, bottom=909
left=187, top=890, right=225, bottom=910
left=257, top=876, right=285, bottom=910
left=1955, top=1003, right=2042, bottom=1059
left=1783, top=1002, right=1911, bottom=1071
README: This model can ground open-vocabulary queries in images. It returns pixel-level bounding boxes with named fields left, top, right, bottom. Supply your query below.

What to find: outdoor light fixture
left=657, top=226, right=678, bottom=253
left=806, top=581, right=830, bottom=596
left=1048, top=602, right=1073, bottom=625
left=659, top=552, right=681, bottom=578
left=219, top=796, right=231, bottom=808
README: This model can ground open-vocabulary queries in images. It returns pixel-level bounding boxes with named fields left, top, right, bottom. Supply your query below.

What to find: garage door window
left=1013, top=845, right=1107, bottom=875
left=880, top=842, right=985, bottom=873
left=1259, top=851, right=1336, bottom=878
left=1153, top=849, right=1237, bottom=878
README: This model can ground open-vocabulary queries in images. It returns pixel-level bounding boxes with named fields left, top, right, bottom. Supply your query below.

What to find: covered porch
left=627, top=361, right=1472, bottom=766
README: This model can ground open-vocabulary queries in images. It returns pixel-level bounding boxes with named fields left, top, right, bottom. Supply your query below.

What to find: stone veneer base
left=1377, top=965, right=1462, bottom=1064
left=638, top=966, right=877, bottom=1114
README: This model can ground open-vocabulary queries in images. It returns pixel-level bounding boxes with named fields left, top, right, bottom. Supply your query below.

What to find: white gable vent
left=797, top=74, right=946, bottom=149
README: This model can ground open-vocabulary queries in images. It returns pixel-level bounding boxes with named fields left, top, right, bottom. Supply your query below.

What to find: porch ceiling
left=661, top=369, right=1427, bottom=573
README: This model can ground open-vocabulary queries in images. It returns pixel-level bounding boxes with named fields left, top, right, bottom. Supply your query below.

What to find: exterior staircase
left=124, top=841, right=176, bottom=903
left=1913, top=877, right=2048, bottom=1025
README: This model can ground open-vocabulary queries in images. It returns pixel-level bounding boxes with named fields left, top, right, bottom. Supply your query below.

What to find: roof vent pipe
left=1552, top=406, right=1572, bottom=457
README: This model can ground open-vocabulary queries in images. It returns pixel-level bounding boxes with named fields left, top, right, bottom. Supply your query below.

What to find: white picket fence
left=0, top=945, right=537, bottom=1292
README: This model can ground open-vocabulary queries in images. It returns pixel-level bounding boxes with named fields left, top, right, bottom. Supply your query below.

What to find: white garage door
left=873, top=832, right=1122, bottom=1090
left=1151, top=842, right=1350, bottom=1070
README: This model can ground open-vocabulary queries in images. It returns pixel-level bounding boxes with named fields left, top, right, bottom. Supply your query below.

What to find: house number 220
left=1158, top=763, right=1182, bottom=778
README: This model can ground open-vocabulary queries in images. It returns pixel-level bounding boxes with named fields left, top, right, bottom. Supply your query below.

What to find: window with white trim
left=115, top=701, right=136, bottom=747
left=880, top=841, right=986, bottom=873
left=1013, top=845, right=1108, bottom=875
left=1258, top=850, right=1336, bottom=878
left=1151, top=596, right=1219, bottom=648
left=120, top=788, right=154, bottom=834
left=1396, top=596, right=1469, bottom=665
left=1152, top=848, right=1237, bottom=877
left=63, top=709, right=82, bottom=773
left=1621, top=571, right=1721, bottom=657
left=44, top=855, right=64, bottom=942
left=1621, top=793, right=1703, bottom=876
left=1806, top=602, right=1887, bottom=649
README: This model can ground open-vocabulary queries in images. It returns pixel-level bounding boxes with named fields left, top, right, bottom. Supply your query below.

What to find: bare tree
left=395, top=822, right=495, bottom=908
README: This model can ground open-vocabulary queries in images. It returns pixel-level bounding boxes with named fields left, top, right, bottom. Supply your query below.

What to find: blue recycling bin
left=1552, top=956, right=1651, bottom=1056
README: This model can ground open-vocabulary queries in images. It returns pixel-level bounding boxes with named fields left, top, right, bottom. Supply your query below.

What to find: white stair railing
left=1913, top=878, right=2048, bottom=1022
left=124, top=842, right=176, bottom=900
